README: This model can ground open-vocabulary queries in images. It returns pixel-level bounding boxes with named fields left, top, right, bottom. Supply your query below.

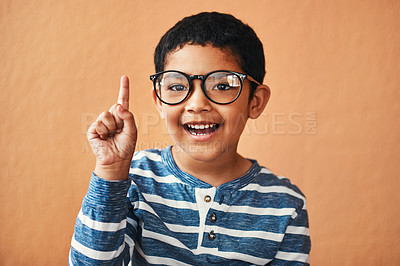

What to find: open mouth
left=183, top=123, right=221, bottom=136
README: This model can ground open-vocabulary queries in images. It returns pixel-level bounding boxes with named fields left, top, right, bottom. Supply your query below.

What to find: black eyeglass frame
left=150, top=70, right=261, bottom=105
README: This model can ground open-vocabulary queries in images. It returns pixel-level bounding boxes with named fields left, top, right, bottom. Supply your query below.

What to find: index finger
left=118, top=75, right=130, bottom=110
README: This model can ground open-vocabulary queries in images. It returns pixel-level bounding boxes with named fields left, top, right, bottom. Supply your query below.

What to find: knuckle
left=95, top=122, right=107, bottom=133
left=94, top=120, right=103, bottom=128
left=89, top=120, right=101, bottom=132
left=109, top=104, right=118, bottom=112
left=103, top=111, right=112, bottom=119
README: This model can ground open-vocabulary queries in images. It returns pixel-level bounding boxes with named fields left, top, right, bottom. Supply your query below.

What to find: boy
left=70, top=12, right=311, bottom=265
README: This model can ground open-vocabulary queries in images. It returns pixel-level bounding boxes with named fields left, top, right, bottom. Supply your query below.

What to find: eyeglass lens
left=154, top=71, right=241, bottom=104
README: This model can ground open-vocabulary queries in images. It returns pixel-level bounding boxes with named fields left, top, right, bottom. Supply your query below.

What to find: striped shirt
left=69, top=146, right=311, bottom=265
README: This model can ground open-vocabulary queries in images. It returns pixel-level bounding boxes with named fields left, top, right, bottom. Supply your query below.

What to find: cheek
left=162, top=107, right=180, bottom=127
left=223, top=108, right=249, bottom=135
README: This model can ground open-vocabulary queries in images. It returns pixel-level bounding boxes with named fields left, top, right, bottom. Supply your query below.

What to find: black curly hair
left=154, top=12, right=266, bottom=100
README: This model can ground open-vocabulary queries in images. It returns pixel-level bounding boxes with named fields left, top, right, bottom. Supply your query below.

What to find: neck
left=171, top=145, right=252, bottom=187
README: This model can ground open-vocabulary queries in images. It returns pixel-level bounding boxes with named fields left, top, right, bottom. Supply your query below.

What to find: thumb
left=116, top=104, right=137, bottom=136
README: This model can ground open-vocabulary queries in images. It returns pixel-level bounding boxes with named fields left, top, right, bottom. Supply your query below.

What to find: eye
left=168, top=84, right=188, bottom=92
left=215, top=83, right=233, bottom=91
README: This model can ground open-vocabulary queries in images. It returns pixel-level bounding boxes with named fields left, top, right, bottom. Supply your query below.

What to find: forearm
left=69, top=173, right=133, bottom=265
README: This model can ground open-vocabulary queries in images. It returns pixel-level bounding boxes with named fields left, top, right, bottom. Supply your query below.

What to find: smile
left=183, top=123, right=220, bottom=136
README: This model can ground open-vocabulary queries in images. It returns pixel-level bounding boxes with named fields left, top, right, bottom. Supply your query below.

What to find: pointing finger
left=118, top=75, right=130, bottom=110
left=116, top=105, right=137, bottom=137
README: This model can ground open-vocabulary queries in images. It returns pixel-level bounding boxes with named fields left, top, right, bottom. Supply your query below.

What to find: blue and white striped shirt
left=70, top=146, right=311, bottom=265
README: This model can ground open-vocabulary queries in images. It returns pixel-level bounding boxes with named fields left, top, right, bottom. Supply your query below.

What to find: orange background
left=1, top=0, right=399, bottom=265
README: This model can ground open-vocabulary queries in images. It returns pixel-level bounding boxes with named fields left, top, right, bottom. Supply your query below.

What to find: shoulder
left=128, top=147, right=183, bottom=184
left=127, top=147, right=188, bottom=202
left=128, top=148, right=165, bottom=176
left=132, top=148, right=163, bottom=163
left=260, top=167, right=305, bottom=197
left=243, top=165, right=307, bottom=211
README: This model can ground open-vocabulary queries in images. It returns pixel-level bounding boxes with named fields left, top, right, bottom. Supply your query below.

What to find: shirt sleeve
left=68, top=173, right=136, bottom=265
left=270, top=200, right=311, bottom=265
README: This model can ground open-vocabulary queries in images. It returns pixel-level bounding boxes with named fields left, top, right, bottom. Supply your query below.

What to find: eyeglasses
left=150, top=70, right=260, bottom=105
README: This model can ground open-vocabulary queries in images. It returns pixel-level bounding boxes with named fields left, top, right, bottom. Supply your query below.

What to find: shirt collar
left=161, top=145, right=261, bottom=189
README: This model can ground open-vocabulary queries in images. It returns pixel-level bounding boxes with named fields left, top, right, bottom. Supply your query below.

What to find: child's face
left=153, top=44, right=255, bottom=162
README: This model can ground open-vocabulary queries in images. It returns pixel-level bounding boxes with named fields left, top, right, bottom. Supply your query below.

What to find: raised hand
left=87, top=76, right=137, bottom=180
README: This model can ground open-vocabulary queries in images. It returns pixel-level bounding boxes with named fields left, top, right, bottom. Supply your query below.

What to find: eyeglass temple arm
left=246, top=75, right=261, bottom=86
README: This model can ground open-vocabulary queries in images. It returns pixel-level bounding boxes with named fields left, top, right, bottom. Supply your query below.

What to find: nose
left=184, top=80, right=212, bottom=113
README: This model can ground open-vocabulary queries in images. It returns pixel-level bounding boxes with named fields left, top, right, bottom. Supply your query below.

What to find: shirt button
left=208, top=230, right=216, bottom=240
left=204, top=195, right=212, bottom=203
left=210, top=213, right=217, bottom=223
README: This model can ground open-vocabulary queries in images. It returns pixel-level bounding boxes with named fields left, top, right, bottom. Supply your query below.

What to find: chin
left=175, top=141, right=231, bottom=161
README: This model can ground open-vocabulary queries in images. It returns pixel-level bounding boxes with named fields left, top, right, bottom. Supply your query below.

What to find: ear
left=248, top=85, right=271, bottom=119
left=152, top=88, right=165, bottom=119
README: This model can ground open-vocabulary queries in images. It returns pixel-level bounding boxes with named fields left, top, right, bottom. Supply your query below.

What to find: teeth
left=187, top=123, right=216, bottom=129
left=185, top=123, right=219, bottom=136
